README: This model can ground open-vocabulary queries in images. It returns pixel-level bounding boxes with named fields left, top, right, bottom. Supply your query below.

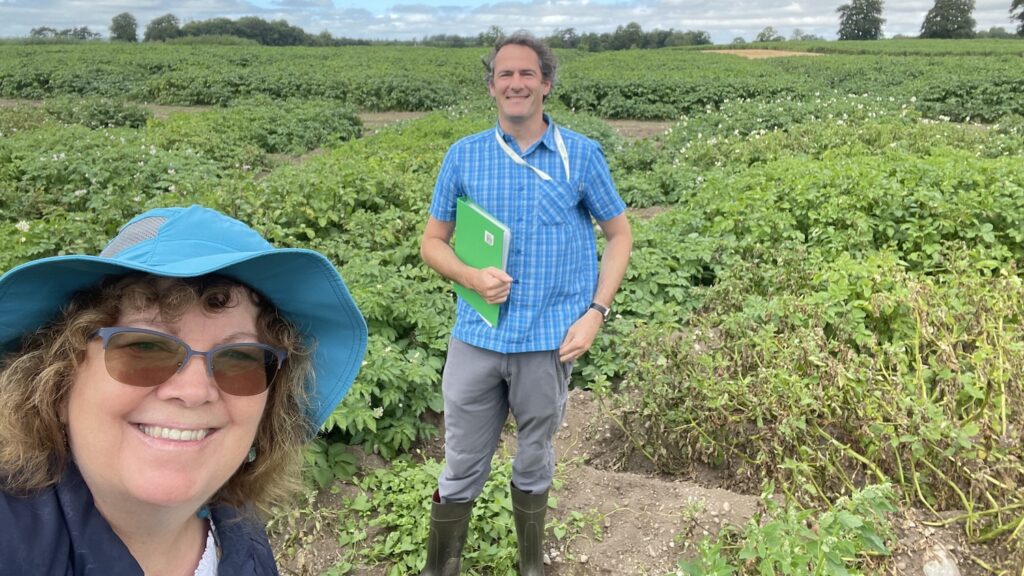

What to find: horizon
left=0, top=1, right=1020, bottom=45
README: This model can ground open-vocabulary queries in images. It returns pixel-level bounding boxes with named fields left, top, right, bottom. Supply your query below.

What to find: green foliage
left=0, top=104, right=51, bottom=135
left=149, top=98, right=361, bottom=168
left=43, top=95, right=151, bottom=128
left=322, top=457, right=583, bottom=575
left=615, top=249, right=1023, bottom=545
left=557, top=50, right=811, bottom=119
left=779, top=38, right=1024, bottom=56
left=350, top=458, right=530, bottom=575
left=304, top=437, right=360, bottom=488
left=0, top=123, right=227, bottom=229
left=164, top=35, right=260, bottom=46
left=678, top=484, right=897, bottom=575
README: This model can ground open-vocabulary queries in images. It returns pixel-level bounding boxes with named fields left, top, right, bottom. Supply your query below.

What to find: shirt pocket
left=536, top=180, right=580, bottom=226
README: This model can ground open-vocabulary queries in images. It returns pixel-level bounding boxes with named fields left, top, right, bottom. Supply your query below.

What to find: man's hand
left=472, top=267, right=513, bottom=304
left=421, top=217, right=513, bottom=304
left=558, top=309, right=603, bottom=363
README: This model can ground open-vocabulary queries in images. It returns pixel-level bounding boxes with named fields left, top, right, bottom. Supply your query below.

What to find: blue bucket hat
left=0, top=205, right=367, bottom=429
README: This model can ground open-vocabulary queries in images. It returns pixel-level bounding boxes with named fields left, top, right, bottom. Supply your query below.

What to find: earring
left=246, top=446, right=257, bottom=463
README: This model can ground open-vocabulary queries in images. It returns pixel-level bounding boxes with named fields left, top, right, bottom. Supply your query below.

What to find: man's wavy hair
left=483, top=30, right=558, bottom=100
left=0, top=273, right=313, bottom=515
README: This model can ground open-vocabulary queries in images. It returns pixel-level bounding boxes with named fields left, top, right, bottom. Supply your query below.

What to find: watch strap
left=589, top=302, right=610, bottom=321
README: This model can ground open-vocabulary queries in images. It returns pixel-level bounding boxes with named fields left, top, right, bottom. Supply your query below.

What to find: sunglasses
left=92, top=327, right=287, bottom=396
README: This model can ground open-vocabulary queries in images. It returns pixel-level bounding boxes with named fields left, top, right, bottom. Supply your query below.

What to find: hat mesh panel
left=100, top=217, right=167, bottom=258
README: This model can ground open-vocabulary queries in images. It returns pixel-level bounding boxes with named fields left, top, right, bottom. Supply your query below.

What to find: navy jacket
left=0, top=464, right=279, bottom=575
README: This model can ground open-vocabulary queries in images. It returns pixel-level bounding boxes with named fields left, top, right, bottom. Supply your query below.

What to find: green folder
left=453, top=197, right=511, bottom=327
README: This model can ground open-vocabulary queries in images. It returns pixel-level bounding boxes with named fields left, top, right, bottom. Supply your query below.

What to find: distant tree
left=110, top=12, right=138, bottom=42
left=313, top=30, right=334, bottom=46
left=610, top=22, right=645, bottom=49
left=544, top=23, right=711, bottom=52
left=1012, top=0, right=1024, bottom=35
left=232, top=16, right=308, bottom=46
left=836, top=0, right=886, bottom=40
left=920, top=0, right=976, bottom=38
left=668, top=30, right=712, bottom=46
left=577, top=31, right=602, bottom=51
left=974, top=25, right=1015, bottom=38
left=29, top=26, right=58, bottom=38
left=65, top=26, right=101, bottom=40
left=422, top=33, right=467, bottom=47
left=791, top=29, right=826, bottom=41
left=477, top=25, right=504, bottom=46
left=178, top=16, right=311, bottom=46
left=754, top=26, right=785, bottom=42
left=180, top=17, right=237, bottom=38
left=732, top=36, right=748, bottom=44
left=648, top=28, right=673, bottom=48
left=30, top=26, right=99, bottom=40
left=144, top=13, right=181, bottom=42
left=548, top=27, right=579, bottom=49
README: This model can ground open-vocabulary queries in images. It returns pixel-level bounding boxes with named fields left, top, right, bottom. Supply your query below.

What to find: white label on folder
left=483, top=231, right=495, bottom=246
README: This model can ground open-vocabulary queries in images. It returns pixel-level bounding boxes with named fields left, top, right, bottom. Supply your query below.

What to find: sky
left=0, top=0, right=1019, bottom=44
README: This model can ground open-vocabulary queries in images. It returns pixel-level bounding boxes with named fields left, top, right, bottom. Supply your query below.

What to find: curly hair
left=0, top=273, right=313, bottom=515
left=482, top=30, right=558, bottom=99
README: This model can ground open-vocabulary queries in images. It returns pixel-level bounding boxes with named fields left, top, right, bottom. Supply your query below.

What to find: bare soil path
left=706, top=49, right=824, bottom=59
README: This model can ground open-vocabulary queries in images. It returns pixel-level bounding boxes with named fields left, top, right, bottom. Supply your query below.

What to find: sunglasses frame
left=92, top=326, right=287, bottom=396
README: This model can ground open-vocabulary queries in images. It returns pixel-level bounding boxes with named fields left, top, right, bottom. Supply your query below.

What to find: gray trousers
left=437, top=338, right=571, bottom=503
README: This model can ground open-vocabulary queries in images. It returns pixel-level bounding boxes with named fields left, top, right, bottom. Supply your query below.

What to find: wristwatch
left=589, top=302, right=611, bottom=322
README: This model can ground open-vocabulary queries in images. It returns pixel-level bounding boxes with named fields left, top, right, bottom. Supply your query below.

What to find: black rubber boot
left=420, top=491, right=474, bottom=576
left=511, top=483, right=548, bottom=576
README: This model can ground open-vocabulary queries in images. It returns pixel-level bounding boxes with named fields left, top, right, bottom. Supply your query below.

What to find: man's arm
left=558, top=212, right=632, bottom=363
left=420, top=216, right=513, bottom=304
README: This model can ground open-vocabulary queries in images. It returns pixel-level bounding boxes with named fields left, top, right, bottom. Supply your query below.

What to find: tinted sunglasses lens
left=210, top=345, right=279, bottom=396
left=103, top=331, right=186, bottom=387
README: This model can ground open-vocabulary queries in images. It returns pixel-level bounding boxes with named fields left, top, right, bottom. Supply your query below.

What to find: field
left=1, top=40, right=1023, bottom=574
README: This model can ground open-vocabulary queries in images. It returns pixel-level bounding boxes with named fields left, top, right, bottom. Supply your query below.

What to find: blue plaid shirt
left=429, top=116, right=626, bottom=353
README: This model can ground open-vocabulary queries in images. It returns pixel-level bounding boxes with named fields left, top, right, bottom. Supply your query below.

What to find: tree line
left=837, top=0, right=1023, bottom=40
left=102, top=15, right=714, bottom=49
left=27, top=1, right=1024, bottom=47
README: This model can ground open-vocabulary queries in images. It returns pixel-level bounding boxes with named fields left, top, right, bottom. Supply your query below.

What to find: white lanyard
left=494, top=125, right=570, bottom=182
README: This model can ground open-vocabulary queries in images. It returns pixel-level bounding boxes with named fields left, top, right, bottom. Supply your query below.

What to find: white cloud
left=0, top=0, right=1017, bottom=42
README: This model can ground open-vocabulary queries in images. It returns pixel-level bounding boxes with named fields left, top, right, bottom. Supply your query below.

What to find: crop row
left=1, top=43, right=1023, bottom=122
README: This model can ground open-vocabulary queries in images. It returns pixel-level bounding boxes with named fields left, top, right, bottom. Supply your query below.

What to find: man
left=419, top=31, right=632, bottom=576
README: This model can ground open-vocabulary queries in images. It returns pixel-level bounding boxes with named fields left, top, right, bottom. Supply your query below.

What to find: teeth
left=139, top=425, right=209, bottom=442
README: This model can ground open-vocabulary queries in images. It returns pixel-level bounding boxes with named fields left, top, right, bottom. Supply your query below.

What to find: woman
left=0, top=205, right=368, bottom=575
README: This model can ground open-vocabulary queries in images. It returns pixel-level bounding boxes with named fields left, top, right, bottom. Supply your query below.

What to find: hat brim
left=0, top=249, right=367, bottom=429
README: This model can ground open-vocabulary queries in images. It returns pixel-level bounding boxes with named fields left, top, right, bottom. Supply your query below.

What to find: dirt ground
left=706, top=49, right=824, bottom=59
